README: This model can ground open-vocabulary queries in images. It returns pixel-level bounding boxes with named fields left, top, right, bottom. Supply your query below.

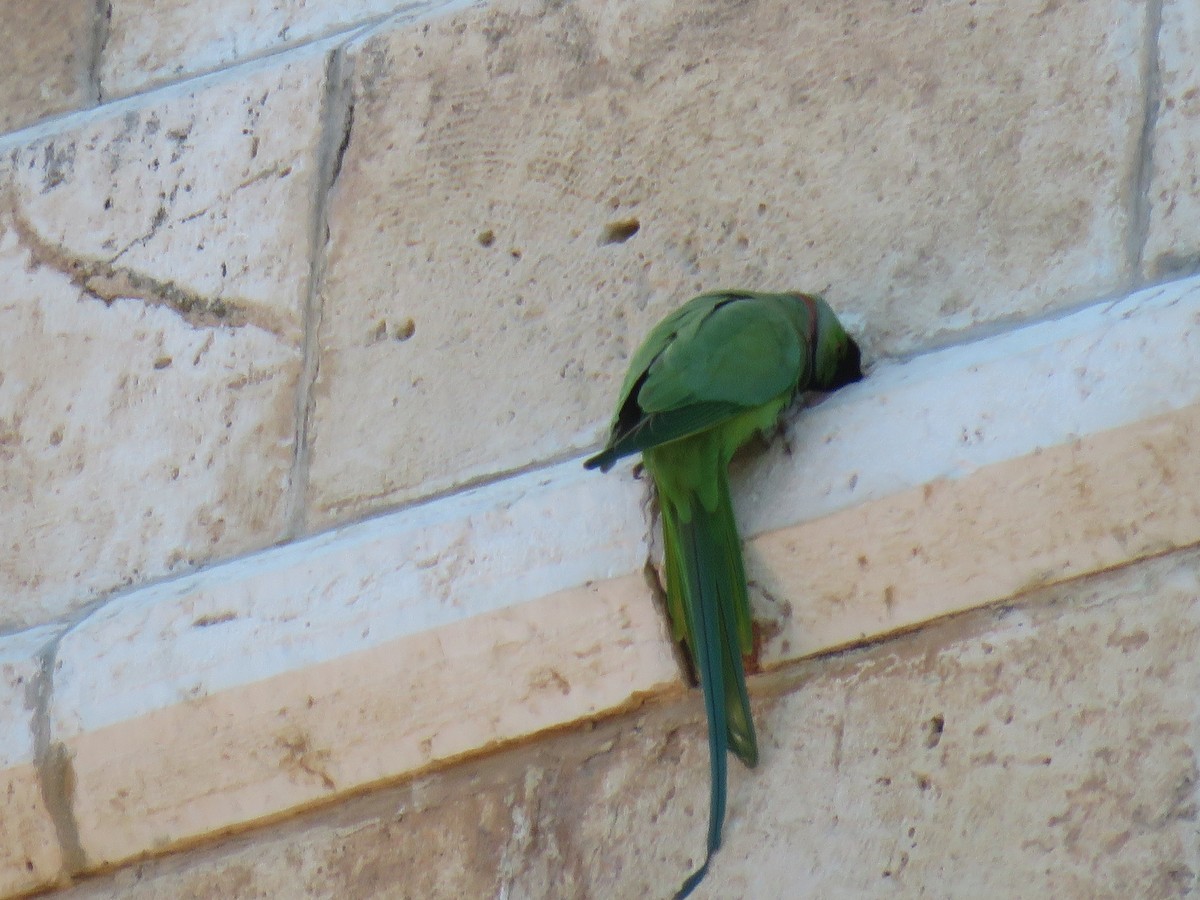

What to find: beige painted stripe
left=750, top=403, right=1200, bottom=666
left=0, top=764, right=63, bottom=897
left=65, top=573, right=676, bottom=868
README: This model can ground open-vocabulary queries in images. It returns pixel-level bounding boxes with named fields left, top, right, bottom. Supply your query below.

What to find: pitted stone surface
left=308, top=0, right=1145, bottom=525
left=0, top=52, right=329, bottom=629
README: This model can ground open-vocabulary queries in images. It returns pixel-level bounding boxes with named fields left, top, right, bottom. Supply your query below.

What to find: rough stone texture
left=58, top=574, right=675, bottom=870
left=47, top=458, right=651, bottom=735
left=0, top=1, right=95, bottom=133
left=1144, top=0, right=1200, bottom=280
left=0, top=52, right=330, bottom=630
left=60, top=548, right=1200, bottom=899
left=751, top=403, right=1200, bottom=668
left=308, top=0, right=1145, bottom=526
left=0, top=626, right=65, bottom=897
left=40, top=457, right=672, bottom=870
left=99, top=0, right=438, bottom=99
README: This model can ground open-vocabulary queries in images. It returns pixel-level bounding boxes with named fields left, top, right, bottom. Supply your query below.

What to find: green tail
left=661, top=470, right=758, bottom=900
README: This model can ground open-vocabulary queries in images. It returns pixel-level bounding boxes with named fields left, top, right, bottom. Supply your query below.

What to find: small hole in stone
left=394, top=318, right=416, bottom=341
left=601, top=218, right=640, bottom=245
left=510, top=248, right=522, bottom=259
left=477, top=229, right=495, bottom=247
left=925, top=714, right=944, bottom=749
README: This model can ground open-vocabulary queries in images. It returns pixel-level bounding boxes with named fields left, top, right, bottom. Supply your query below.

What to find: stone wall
left=0, top=0, right=1197, bottom=897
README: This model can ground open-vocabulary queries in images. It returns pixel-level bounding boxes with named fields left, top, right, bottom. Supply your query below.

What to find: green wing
left=585, top=293, right=807, bottom=470
left=638, top=295, right=801, bottom=410
left=611, top=292, right=740, bottom=413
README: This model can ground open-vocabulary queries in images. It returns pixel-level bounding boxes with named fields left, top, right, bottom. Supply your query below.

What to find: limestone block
left=49, top=461, right=677, bottom=869
left=1144, top=0, right=1200, bottom=279
left=99, top=0, right=444, bottom=98
left=309, top=0, right=1145, bottom=525
left=0, top=51, right=330, bottom=629
left=0, top=625, right=65, bottom=897
left=0, top=2, right=94, bottom=133
left=59, top=549, right=1200, bottom=899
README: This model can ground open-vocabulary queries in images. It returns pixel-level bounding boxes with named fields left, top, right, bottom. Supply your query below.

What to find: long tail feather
left=715, top=466, right=752, bottom=656
left=671, top=494, right=727, bottom=899
left=713, top=466, right=758, bottom=768
left=666, top=477, right=759, bottom=898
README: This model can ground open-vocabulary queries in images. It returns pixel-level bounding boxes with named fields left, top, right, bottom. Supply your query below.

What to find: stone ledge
left=49, top=460, right=673, bottom=871
left=61, top=574, right=673, bottom=869
left=1, top=274, right=1197, bottom=890
left=50, top=547, right=1200, bottom=898
left=751, top=404, right=1200, bottom=666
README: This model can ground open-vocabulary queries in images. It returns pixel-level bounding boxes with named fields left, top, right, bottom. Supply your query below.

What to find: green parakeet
left=585, top=290, right=863, bottom=897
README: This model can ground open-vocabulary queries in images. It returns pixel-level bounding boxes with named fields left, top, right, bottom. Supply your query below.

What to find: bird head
left=809, top=295, right=863, bottom=390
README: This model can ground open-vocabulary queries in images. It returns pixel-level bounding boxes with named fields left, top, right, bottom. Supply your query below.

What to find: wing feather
left=585, top=293, right=807, bottom=470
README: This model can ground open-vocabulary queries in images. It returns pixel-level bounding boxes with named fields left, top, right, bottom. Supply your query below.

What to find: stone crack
left=8, top=203, right=293, bottom=340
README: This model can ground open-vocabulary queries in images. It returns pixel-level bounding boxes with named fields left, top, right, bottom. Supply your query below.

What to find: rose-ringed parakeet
left=585, top=290, right=862, bottom=897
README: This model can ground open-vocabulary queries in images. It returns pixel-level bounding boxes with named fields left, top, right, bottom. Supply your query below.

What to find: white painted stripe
left=738, top=277, right=1200, bottom=535
left=51, top=461, right=648, bottom=735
